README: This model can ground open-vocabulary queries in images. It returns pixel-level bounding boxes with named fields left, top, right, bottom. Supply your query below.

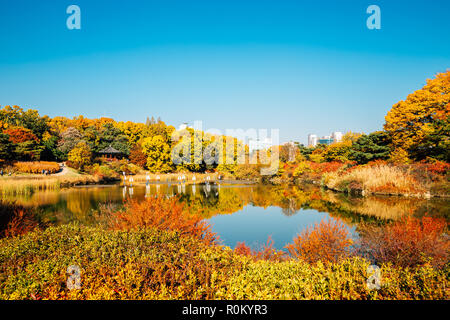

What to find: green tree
left=97, top=123, right=130, bottom=155
left=0, top=133, right=13, bottom=160
left=41, top=136, right=65, bottom=161
left=14, top=140, right=44, bottom=161
left=410, top=116, right=450, bottom=162
left=349, top=131, right=392, bottom=164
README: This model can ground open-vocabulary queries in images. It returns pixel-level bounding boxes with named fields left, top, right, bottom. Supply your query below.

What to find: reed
left=0, top=175, right=101, bottom=196
left=325, top=164, right=426, bottom=196
left=13, top=161, right=60, bottom=174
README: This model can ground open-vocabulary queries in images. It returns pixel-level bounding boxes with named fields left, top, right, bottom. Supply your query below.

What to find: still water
left=4, top=183, right=449, bottom=249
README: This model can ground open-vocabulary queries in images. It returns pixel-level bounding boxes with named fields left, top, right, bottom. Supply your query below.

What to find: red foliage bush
left=234, top=236, right=287, bottom=261
left=285, top=218, right=353, bottom=264
left=365, top=159, right=389, bottom=167
left=310, top=161, right=349, bottom=174
left=358, top=216, right=449, bottom=269
left=425, top=161, right=450, bottom=175
left=107, top=196, right=216, bottom=245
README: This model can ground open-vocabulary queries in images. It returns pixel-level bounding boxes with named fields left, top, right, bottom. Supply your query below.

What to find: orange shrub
left=13, top=161, right=60, bottom=174
left=234, top=236, right=287, bottom=261
left=310, top=161, right=349, bottom=174
left=358, top=216, right=449, bottom=269
left=425, top=161, right=450, bottom=175
left=285, top=218, right=353, bottom=264
left=107, top=196, right=216, bottom=244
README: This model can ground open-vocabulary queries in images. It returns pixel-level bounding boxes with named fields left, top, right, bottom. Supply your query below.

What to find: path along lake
left=3, top=183, right=449, bottom=250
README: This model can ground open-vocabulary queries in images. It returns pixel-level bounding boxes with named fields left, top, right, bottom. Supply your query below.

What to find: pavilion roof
left=99, top=145, right=122, bottom=154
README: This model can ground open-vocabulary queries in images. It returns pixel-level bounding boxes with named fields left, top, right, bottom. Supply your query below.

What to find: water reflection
left=3, top=183, right=448, bottom=248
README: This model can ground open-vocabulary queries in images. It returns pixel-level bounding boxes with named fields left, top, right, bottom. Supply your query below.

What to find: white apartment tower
left=308, top=134, right=318, bottom=147
left=331, top=131, right=343, bottom=143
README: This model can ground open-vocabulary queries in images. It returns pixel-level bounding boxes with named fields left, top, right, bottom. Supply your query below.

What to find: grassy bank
left=323, top=163, right=449, bottom=198
left=0, top=172, right=115, bottom=196
left=0, top=224, right=448, bottom=300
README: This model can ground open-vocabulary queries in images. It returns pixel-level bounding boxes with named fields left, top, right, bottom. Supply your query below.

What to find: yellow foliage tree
left=384, top=71, right=450, bottom=160
left=142, top=135, right=174, bottom=173
left=68, top=141, right=92, bottom=170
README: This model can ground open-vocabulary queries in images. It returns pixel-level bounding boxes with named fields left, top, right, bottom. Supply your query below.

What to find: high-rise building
left=308, top=134, right=318, bottom=147
left=331, top=131, right=343, bottom=143
left=308, top=131, right=344, bottom=147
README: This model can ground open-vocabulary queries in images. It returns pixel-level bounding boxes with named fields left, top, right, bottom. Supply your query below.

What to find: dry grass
left=0, top=175, right=101, bottom=196
left=325, top=164, right=426, bottom=196
left=13, top=161, right=60, bottom=174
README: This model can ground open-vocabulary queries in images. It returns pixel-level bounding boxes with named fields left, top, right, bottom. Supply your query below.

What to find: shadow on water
left=2, top=183, right=448, bottom=248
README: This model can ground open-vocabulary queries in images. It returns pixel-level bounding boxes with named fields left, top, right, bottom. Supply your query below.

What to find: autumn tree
left=0, top=105, right=49, bottom=139
left=384, top=70, right=450, bottom=161
left=142, top=135, right=174, bottom=173
left=3, top=126, right=42, bottom=160
left=322, top=140, right=352, bottom=162
left=3, top=126, right=39, bottom=144
left=129, top=144, right=147, bottom=168
left=58, top=127, right=83, bottom=155
left=68, top=141, right=92, bottom=170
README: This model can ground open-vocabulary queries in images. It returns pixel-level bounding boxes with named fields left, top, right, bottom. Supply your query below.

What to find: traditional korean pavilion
left=98, top=145, right=123, bottom=161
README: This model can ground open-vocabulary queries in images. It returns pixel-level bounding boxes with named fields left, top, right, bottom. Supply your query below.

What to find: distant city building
left=331, top=131, right=343, bottom=143
left=178, top=122, right=189, bottom=131
left=249, top=137, right=273, bottom=153
left=308, top=131, right=343, bottom=147
left=308, top=134, right=318, bottom=147
left=318, top=135, right=333, bottom=145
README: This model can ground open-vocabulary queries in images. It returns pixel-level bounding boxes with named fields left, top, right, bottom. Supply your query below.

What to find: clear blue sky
left=0, top=0, right=449, bottom=143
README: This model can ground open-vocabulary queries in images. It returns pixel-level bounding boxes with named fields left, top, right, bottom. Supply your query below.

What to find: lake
left=4, top=183, right=449, bottom=250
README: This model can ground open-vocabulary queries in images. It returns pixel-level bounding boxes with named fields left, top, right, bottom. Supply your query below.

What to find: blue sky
left=0, top=0, right=449, bottom=143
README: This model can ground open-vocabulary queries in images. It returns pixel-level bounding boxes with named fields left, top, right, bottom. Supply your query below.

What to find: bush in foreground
left=285, top=218, right=354, bottom=264
left=0, top=224, right=448, bottom=300
left=106, top=196, right=217, bottom=245
left=358, top=216, right=449, bottom=269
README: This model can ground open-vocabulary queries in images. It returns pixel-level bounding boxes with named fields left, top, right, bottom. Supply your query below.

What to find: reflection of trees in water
left=9, top=183, right=449, bottom=226
left=281, top=198, right=298, bottom=216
